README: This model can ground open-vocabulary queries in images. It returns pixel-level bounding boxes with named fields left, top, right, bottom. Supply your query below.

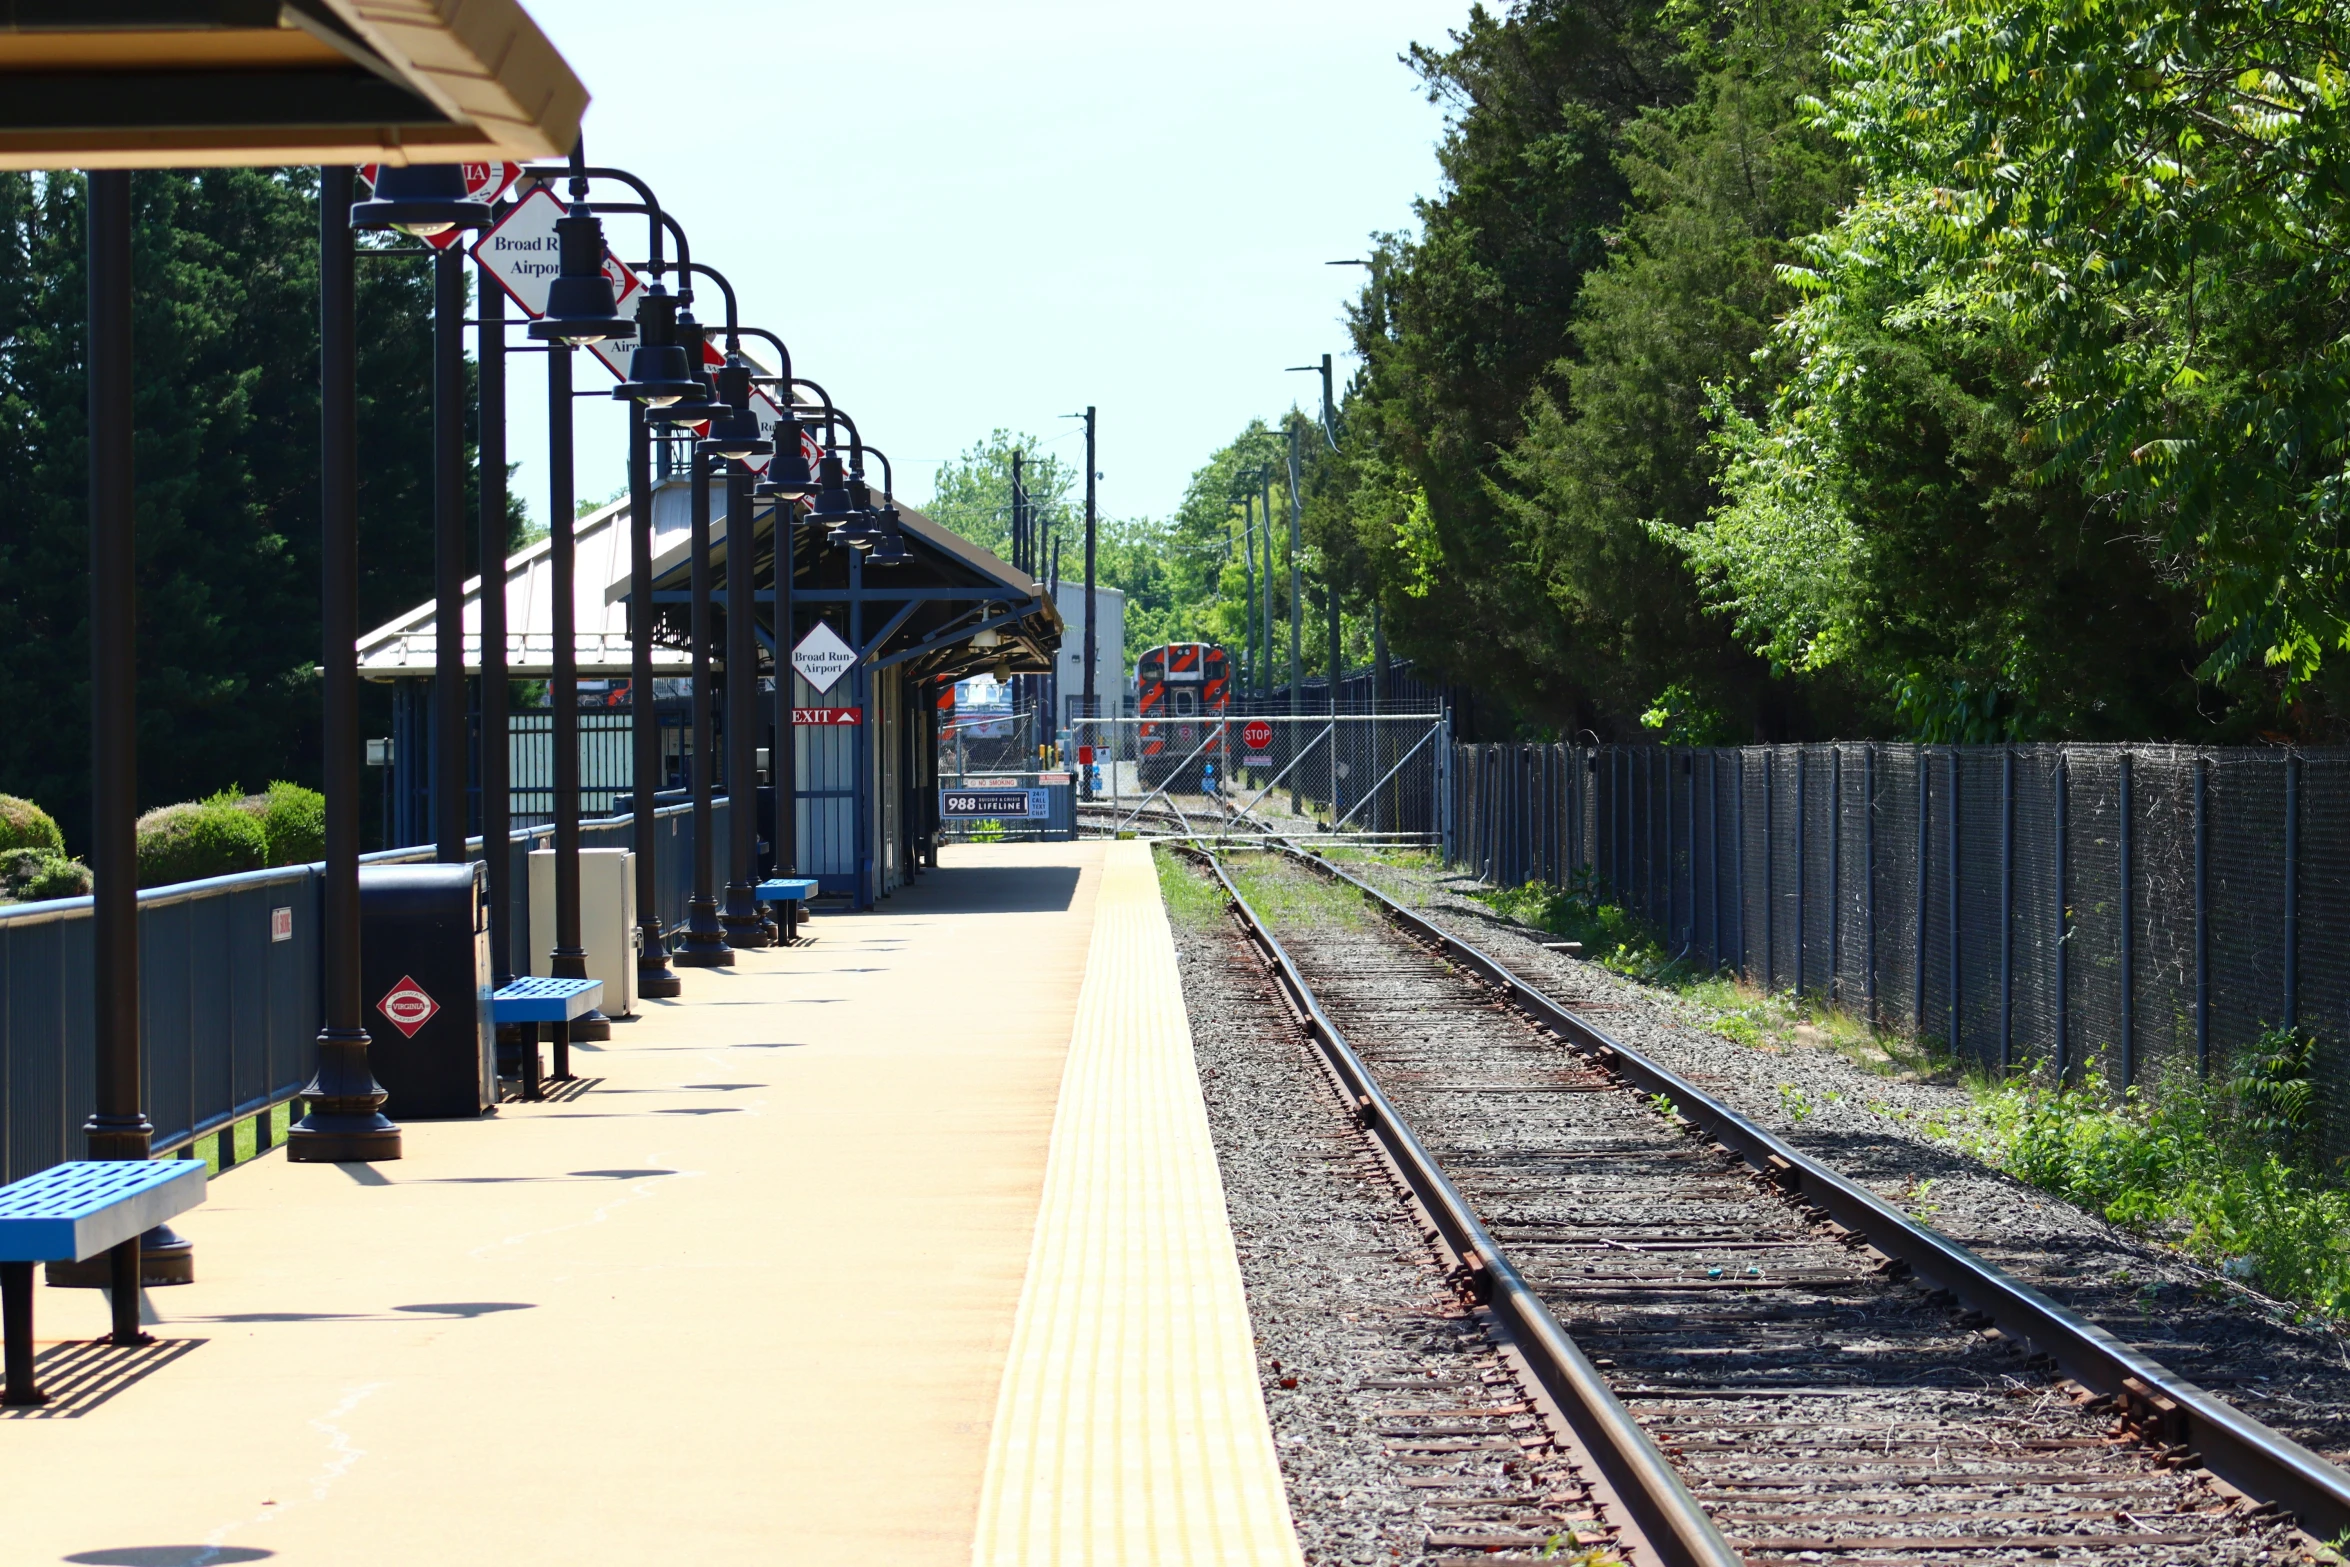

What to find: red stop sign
left=1242, top=719, right=1273, bottom=751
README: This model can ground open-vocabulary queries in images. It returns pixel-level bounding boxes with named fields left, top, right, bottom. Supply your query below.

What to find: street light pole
left=290, top=165, right=398, bottom=1169
left=1260, top=468, right=1276, bottom=700
left=478, top=252, right=513, bottom=997
left=1083, top=404, right=1097, bottom=739
left=547, top=339, right=592, bottom=1065
left=629, top=400, right=681, bottom=996
left=433, top=244, right=468, bottom=861
left=82, top=169, right=159, bottom=1332
left=677, top=438, right=733, bottom=966
left=720, top=454, right=767, bottom=946
left=1287, top=422, right=1303, bottom=815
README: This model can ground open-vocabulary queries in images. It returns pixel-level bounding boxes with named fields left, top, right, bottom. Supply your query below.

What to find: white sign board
left=792, top=622, right=857, bottom=695
left=470, top=185, right=645, bottom=381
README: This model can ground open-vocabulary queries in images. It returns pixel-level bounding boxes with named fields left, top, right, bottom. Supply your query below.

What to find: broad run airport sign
left=792, top=623, right=856, bottom=695
left=472, top=185, right=645, bottom=380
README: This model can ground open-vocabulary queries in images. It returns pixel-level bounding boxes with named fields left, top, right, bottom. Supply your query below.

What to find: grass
left=1319, top=843, right=1441, bottom=872
left=1951, top=1031, right=2350, bottom=1323
left=1222, top=849, right=1370, bottom=931
left=1463, top=878, right=1926, bottom=1077
left=174, top=1099, right=294, bottom=1176
left=1153, top=845, right=1229, bottom=929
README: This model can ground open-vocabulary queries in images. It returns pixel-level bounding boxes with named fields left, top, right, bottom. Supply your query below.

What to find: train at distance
left=1135, top=641, right=1231, bottom=788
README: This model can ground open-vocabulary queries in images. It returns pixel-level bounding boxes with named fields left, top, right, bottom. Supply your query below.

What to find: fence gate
left=1066, top=713, right=1447, bottom=841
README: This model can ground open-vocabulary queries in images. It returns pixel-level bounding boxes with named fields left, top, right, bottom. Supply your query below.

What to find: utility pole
left=1260, top=467, right=1276, bottom=699
left=1082, top=405, right=1097, bottom=735
left=1010, top=446, right=1026, bottom=749
left=1011, top=448, right=1025, bottom=573
left=1240, top=488, right=1257, bottom=701
left=1287, top=421, right=1303, bottom=815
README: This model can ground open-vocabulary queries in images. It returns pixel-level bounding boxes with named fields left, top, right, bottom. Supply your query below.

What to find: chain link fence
left=1069, top=714, right=1448, bottom=840
left=1450, top=743, right=2349, bottom=1138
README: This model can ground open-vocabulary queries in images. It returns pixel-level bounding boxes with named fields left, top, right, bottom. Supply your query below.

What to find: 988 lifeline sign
left=941, top=789, right=1047, bottom=819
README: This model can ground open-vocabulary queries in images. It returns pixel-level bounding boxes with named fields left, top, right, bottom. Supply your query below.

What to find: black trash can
left=359, top=862, right=495, bottom=1119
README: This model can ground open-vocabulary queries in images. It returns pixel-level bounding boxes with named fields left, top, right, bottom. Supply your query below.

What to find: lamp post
left=289, top=167, right=472, bottom=1169
left=357, top=167, right=494, bottom=861
left=703, top=350, right=773, bottom=946
left=666, top=263, right=772, bottom=960
left=522, top=152, right=644, bottom=1042
left=478, top=230, right=514, bottom=1011
left=757, top=377, right=823, bottom=934
left=546, top=158, right=696, bottom=1001
left=81, top=168, right=157, bottom=1330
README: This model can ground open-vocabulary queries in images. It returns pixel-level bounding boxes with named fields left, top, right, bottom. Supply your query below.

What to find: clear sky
left=493, top=0, right=1472, bottom=529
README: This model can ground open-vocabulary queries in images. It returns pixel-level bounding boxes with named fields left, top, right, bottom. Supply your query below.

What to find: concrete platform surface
left=972, top=840, right=1302, bottom=1567
left=4, top=841, right=1105, bottom=1567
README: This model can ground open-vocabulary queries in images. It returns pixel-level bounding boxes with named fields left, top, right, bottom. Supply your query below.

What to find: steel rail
left=1277, top=839, right=2350, bottom=1544
left=1189, top=844, right=1743, bottom=1567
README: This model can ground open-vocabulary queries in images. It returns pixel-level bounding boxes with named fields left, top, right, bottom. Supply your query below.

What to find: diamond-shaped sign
left=792, top=622, right=856, bottom=695
left=377, top=974, right=440, bottom=1038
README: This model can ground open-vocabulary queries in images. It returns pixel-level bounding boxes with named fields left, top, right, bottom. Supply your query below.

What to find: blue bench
left=757, top=878, right=819, bottom=943
left=1, top=1160, right=207, bottom=1405
left=491, top=977, right=604, bottom=1101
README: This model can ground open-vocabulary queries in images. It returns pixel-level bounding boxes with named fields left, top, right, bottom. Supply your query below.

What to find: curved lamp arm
left=520, top=153, right=692, bottom=296
left=731, top=326, right=795, bottom=386
left=683, top=261, right=739, bottom=349
left=856, top=445, right=895, bottom=502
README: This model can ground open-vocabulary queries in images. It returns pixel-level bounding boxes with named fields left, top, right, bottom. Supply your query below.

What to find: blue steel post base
left=549, top=945, right=611, bottom=1039
left=43, top=1221, right=192, bottom=1288
left=675, top=896, right=734, bottom=966
left=719, top=884, right=770, bottom=948
left=639, top=946, right=682, bottom=998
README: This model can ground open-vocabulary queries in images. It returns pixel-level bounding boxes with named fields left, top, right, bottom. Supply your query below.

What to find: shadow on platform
left=883, top=862, right=1082, bottom=915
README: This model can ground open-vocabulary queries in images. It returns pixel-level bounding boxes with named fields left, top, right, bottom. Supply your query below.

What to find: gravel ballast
left=1332, top=849, right=2350, bottom=1465
left=1165, top=855, right=1615, bottom=1565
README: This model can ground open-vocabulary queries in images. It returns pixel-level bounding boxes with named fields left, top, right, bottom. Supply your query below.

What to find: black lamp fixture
left=755, top=412, right=813, bottom=499
left=755, top=380, right=826, bottom=501
left=350, top=162, right=490, bottom=238
left=701, top=355, right=772, bottom=462
left=860, top=445, right=907, bottom=566
left=648, top=308, right=721, bottom=424
left=526, top=180, right=633, bottom=346
left=805, top=451, right=855, bottom=531
left=615, top=286, right=698, bottom=407
left=830, top=469, right=885, bottom=552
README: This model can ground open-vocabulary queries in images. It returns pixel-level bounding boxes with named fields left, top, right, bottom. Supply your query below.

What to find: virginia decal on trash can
left=378, top=975, right=440, bottom=1038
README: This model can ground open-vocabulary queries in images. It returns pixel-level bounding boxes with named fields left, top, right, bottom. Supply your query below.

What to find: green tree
left=921, top=429, right=1079, bottom=567
left=0, top=168, right=446, bottom=848
left=1683, top=0, right=2320, bottom=736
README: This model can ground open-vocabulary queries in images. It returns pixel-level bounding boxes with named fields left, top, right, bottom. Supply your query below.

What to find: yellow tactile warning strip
left=972, top=839, right=1305, bottom=1567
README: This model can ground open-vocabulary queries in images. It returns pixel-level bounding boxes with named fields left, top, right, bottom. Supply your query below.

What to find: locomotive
left=1135, top=642, right=1230, bottom=789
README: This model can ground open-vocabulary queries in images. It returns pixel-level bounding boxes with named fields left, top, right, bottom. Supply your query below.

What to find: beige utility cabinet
left=527, top=847, right=638, bottom=1017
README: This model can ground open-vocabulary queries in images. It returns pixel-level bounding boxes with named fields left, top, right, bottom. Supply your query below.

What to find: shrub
left=229, top=781, right=325, bottom=866
left=0, top=795, right=65, bottom=857
left=135, top=799, right=268, bottom=888
left=0, top=847, right=89, bottom=903
left=1961, top=1036, right=2350, bottom=1321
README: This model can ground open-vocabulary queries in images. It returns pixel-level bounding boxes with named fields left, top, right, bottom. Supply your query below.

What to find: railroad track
left=1191, top=842, right=2348, bottom=1567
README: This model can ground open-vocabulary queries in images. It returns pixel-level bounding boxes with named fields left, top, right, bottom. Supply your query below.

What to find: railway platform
left=2, top=840, right=1299, bottom=1567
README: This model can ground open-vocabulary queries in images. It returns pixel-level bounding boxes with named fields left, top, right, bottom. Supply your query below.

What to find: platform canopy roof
left=356, top=478, right=1065, bottom=683
left=627, top=485, right=1065, bottom=688
left=0, top=0, right=586, bottom=170
left=358, top=483, right=674, bottom=679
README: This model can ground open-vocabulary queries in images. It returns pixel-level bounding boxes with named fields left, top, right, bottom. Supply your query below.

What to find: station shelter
left=358, top=475, right=1059, bottom=908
